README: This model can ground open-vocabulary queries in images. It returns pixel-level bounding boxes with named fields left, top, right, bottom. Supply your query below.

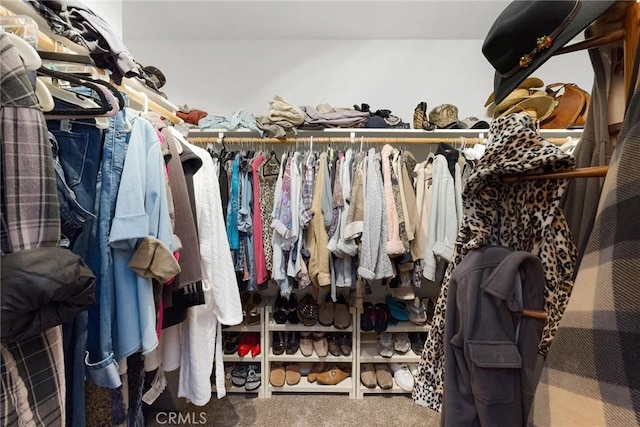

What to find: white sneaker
left=389, top=363, right=414, bottom=391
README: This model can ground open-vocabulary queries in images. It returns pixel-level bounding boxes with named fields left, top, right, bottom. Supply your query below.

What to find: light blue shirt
left=108, top=110, right=173, bottom=360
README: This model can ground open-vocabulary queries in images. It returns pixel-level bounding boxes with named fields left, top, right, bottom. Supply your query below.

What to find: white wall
left=84, top=0, right=123, bottom=39
left=126, top=38, right=594, bottom=124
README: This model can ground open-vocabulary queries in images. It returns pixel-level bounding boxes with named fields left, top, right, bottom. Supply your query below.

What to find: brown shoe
left=285, top=364, right=301, bottom=386
left=300, top=332, right=313, bottom=356
left=333, top=295, right=351, bottom=329
left=328, top=334, right=341, bottom=357
left=319, top=299, right=335, bottom=326
left=270, top=363, right=285, bottom=387
left=317, top=365, right=350, bottom=385
left=375, top=364, right=394, bottom=390
left=360, top=363, right=377, bottom=388
left=313, top=332, right=328, bottom=357
left=307, top=362, right=326, bottom=383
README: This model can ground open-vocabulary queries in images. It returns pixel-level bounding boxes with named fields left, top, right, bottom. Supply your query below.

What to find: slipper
left=223, top=332, right=240, bottom=354
left=373, top=303, right=389, bottom=333
left=333, top=295, right=351, bottom=329
left=273, top=296, right=288, bottom=324
left=285, top=364, right=301, bottom=386
left=231, top=364, right=248, bottom=387
left=361, top=302, right=375, bottom=332
left=269, top=363, right=285, bottom=387
left=245, top=364, right=261, bottom=391
left=385, top=295, right=409, bottom=321
left=406, top=297, right=428, bottom=325
left=287, top=293, right=300, bottom=324
left=319, top=299, right=335, bottom=326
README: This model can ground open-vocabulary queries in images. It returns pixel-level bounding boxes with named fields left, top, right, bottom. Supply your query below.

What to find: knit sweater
left=358, top=149, right=394, bottom=280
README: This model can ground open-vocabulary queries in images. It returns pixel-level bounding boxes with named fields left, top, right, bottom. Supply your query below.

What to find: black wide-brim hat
left=482, top=0, right=616, bottom=104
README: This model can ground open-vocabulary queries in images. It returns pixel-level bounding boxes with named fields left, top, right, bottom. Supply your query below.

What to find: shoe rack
left=355, top=304, right=430, bottom=399
left=264, top=296, right=357, bottom=398
left=217, top=298, right=268, bottom=398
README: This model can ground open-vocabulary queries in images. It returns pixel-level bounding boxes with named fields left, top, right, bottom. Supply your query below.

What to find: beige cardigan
left=307, top=152, right=331, bottom=287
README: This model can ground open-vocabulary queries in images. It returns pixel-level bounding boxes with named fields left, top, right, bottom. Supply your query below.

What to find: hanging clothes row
left=201, top=137, right=482, bottom=305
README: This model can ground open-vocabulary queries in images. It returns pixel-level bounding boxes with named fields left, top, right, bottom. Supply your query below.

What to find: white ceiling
left=122, top=1, right=511, bottom=40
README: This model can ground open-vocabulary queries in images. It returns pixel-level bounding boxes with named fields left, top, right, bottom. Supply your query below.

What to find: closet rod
left=502, top=165, right=609, bottom=184
left=523, top=309, right=547, bottom=320
left=187, top=136, right=573, bottom=146
left=0, top=5, right=183, bottom=125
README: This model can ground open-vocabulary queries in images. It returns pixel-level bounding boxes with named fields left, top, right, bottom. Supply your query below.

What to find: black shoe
left=410, top=332, right=425, bottom=356
left=287, top=294, right=300, bottom=324
left=224, top=332, right=240, bottom=354
left=273, top=332, right=286, bottom=355
left=286, top=332, right=300, bottom=355
left=273, top=296, right=288, bottom=324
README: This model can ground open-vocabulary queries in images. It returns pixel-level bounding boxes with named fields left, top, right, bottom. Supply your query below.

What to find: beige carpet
left=147, top=394, right=440, bottom=427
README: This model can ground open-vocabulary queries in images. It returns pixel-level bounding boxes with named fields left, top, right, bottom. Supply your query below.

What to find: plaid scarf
left=529, top=89, right=640, bottom=426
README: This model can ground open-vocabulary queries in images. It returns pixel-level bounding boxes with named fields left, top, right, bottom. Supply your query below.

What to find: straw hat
left=495, top=95, right=556, bottom=122
left=492, top=90, right=547, bottom=117
left=484, top=76, right=544, bottom=107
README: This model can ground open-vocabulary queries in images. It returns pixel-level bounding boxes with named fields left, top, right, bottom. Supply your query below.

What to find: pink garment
left=381, top=144, right=404, bottom=256
left=251, top=155, right=269, bottom=284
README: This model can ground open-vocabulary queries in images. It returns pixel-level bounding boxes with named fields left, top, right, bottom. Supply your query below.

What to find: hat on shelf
left=460, top=116, right=490, bottom=129
left=485, top=76, right=545, bottom=107
left=482, top=0, right=617, bottom=104
left=494, top=95, right=556, bottom=122
left=429, top=104, right=466, bottom=129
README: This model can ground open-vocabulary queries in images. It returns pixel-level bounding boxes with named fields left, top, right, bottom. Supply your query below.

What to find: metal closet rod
left=187, top=136, right=573, bottom=146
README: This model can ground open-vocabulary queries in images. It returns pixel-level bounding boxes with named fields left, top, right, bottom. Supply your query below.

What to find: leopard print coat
left=413, top=113, right=577, bottom=411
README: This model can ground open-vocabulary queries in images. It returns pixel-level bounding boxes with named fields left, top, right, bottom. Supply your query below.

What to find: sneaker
left=389, top=363, right=414, bottom=391
left=245, top=364, right=261, bottom=391
left=393, top=332, right=411, bottom=354
left=377, top=332, right=394, bottom=358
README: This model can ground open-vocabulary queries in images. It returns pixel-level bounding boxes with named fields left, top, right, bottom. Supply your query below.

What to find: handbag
left=540, top=83, right=591, bottom=129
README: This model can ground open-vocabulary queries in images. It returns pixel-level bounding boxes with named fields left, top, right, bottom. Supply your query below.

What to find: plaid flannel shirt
left=1, top=33, right=65, bottom=426
left=529, top=89, right=640, bottom=426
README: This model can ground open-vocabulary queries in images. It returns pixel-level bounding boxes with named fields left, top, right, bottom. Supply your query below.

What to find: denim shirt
left=108, top=110, right=173, bottom=360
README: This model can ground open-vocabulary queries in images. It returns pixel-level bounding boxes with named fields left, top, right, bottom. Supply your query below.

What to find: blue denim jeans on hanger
left=47, top=95, right=103, bottom=427
left=85, top=99, right=130, bottom=389
left=46, top=100, right=103, bottom=259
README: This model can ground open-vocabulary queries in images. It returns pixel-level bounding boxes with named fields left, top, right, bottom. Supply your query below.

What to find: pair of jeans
left=46, top=103, right=103, bottom=258
left=85, top=100, right=130, bottom=389
left=47, top=99, right=103, bottom=427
